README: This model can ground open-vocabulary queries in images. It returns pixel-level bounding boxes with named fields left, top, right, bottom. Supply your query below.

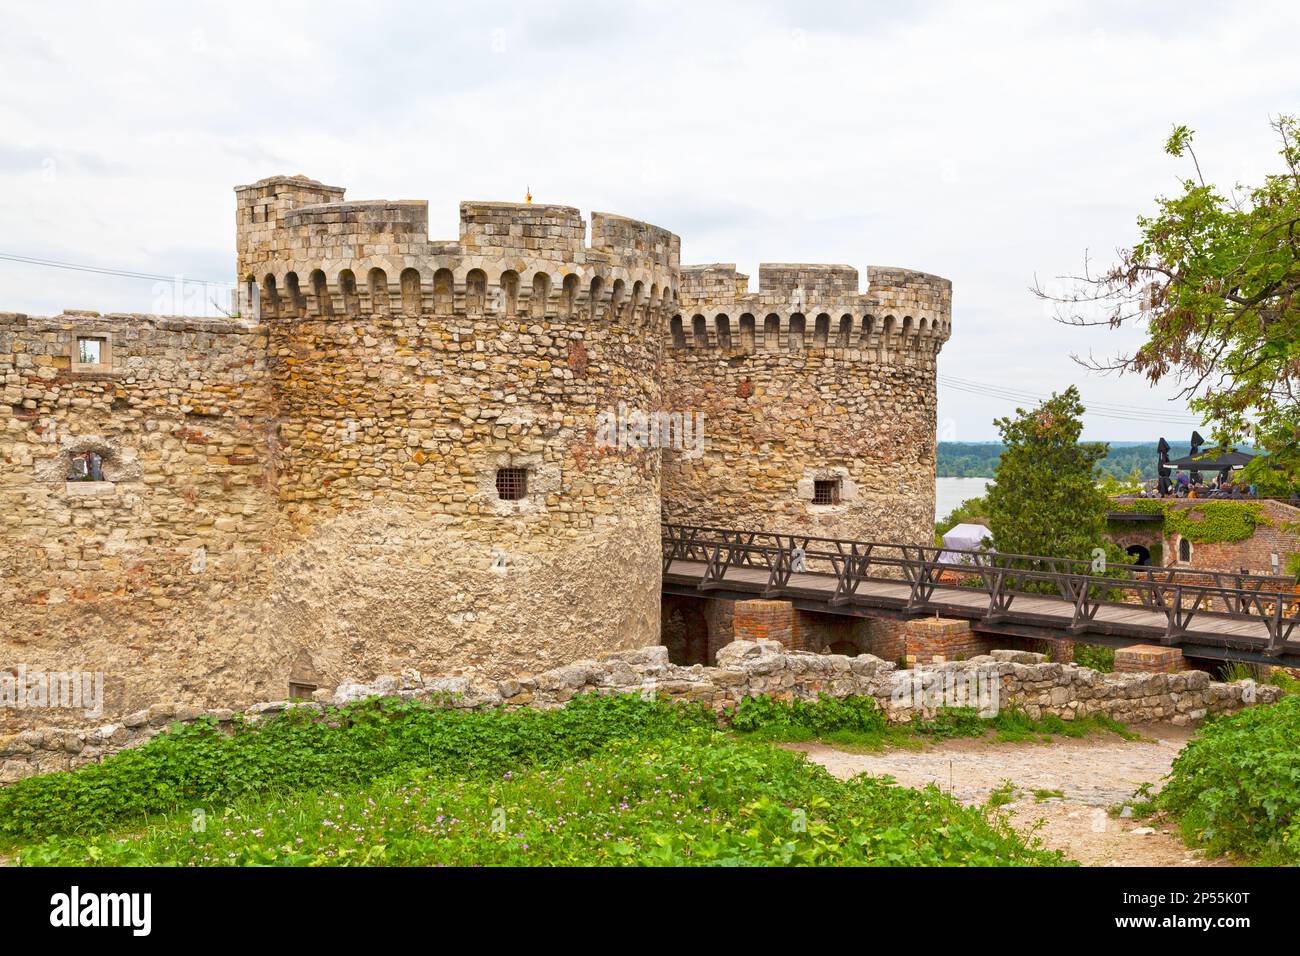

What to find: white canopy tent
left=939, top=522, right=994, bottom=565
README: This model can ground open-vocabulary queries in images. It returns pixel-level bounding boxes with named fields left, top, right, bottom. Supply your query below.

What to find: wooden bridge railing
left=661, top=523, right=1300, bottom=657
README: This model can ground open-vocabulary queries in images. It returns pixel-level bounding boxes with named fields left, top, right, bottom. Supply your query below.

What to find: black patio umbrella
left=1187, top=431, right=1206, bottom=482
left=1166, top=449, right=1256, bottom=471
left=1156, top=437, right=1171, bottom=495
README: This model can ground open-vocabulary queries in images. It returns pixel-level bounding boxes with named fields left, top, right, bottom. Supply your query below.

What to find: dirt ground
left=786, top=724, right=1229, bottom=867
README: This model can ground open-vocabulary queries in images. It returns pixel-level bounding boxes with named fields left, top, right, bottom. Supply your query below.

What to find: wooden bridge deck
left=663, top=558, right=1299, bottom=665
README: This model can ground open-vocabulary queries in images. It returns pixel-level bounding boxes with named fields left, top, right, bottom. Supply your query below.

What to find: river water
left=935, top=476, right=993, bottom=521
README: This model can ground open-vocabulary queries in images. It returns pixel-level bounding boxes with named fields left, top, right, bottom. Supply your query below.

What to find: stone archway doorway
left=1125, top=544, right=1151, bottom=566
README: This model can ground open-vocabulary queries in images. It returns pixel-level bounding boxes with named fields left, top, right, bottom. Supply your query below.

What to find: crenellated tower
left=233, top=175, right=680, bottom=679
left=661, top=261, right=951, bottom=545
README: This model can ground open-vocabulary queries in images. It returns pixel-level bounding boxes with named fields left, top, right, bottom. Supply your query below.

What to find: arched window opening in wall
left=243, top=275, right=258, bottom=319
left=466, top=269, right=487, bottom=315
left=789, top=313, right=806, bottom=350
left=67, top=451, right=105, bottom=482
left=631, top=281, right=645, bottom=324
left=739, top=313, right=755, bottom=351
left=339, top=270, right=360, bottom=315
left=715, top=314, right=732, bottom=350
left=310, top=270, right=330, bottom=316
left=562, top=274, right=580, bottom=318
left=860, top=315, right=875, bottom=345
left=261, top=275, right=280, bottom=319
left=368, top=268, right=390, bottom=312
left=884, top=315, right=897, bottom=337
left=813, top=313, right=830, bottom=347
left=838, top=314, right=853, bottom=347
left=763, top=313, right=780, bottom=349
left=433, top=268, right=454, bottom=316
left=1179, top=538, right=1192, bottom=563
left=531, top=272, right=551, bottom=319
left=500, top=270, right=520, bottom=317
left=691, top=314, right=707, bottom=348
left=610, top=279, right=625, bottom=322
left=670, top=314, right=686, bottom=348
left=400, top=268, right=422, bottom=315
left=284, top=272, right=303, bottom=316
left=903, top=315, right=914, bottom=336
left=588, top=276, right=605, bottom=321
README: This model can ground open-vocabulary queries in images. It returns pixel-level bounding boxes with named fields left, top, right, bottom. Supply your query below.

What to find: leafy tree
left=1040, top=116, right=1300, bottom=487
left=935, top=494, right=991, bottom=538
left=983, top=386, right=1112, bottom=560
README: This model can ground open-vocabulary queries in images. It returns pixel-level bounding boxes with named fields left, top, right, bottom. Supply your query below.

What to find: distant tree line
left=937, top=442, right=1262, bottom=480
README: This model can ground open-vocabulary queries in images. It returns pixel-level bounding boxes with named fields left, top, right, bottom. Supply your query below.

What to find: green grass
left=3, top=696, right=1071, bottom=867
left=0, top=693, right=715, bottom=849
left=14, top=731, right=1069, bottom=867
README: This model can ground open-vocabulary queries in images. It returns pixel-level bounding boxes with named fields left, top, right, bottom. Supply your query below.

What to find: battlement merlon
left=759, top=264, right=859, bottom=299
left=678, top=261, right=951, bottom=320
left=235, top=175, right=347, bottom=267
left=681, top=264, right=749, bottom=301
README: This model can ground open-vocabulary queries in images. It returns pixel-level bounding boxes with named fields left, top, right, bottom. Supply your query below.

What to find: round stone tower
left=234, top=175, right=679, bottom=680
left=661, top=261, right=951, bottom=545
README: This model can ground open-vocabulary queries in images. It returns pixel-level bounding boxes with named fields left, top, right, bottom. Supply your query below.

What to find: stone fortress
left=0, top=175, right=950, bottom=727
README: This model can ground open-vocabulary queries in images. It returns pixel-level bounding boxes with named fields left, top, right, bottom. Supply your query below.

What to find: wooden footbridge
left=661, top=524, right=1300, bottom=666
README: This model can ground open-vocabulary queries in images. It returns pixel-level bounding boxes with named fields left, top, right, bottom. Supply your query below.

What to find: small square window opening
left=68, top=451, right=105, bottom=482
left=812, top=479, right=840, bottom=505
left=77, top=338, right=104, bottom=364
left=496, top=467, right=528, bottom=501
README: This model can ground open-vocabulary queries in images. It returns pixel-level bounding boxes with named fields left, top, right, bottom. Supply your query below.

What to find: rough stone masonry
left=0, top=642, right=1275, bottom=784
left=0, top=175, right=950, bottom=730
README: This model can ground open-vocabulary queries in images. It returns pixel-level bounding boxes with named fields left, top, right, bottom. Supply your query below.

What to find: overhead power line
left=0, top=252, right=227, bottom=286
left=937, top=377, right=1202, bottom=427
left=940, top=374, right=1199, bottom=421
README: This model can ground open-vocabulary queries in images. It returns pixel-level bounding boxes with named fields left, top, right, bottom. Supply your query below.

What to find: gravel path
left=786, top=725, right=1230, bottom=867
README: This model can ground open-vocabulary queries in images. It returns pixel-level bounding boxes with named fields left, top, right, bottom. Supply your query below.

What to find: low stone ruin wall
left=1, top=642, right=1279, bottom=784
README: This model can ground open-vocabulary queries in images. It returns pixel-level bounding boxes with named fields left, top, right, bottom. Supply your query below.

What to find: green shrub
left=730, top=694, right=887, bottom=739
left=1073, top=644, right=1116, bottom=673
left=1156, top=694, right=1300, bottom=862
left=913, top=707, right=988, bottom=739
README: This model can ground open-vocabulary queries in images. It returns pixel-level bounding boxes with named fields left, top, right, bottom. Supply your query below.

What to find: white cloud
left=1, top=0, right=1296, bottom=440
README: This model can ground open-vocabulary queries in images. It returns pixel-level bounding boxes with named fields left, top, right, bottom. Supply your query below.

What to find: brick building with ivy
left=1106, top=498, right=1300, bottom=579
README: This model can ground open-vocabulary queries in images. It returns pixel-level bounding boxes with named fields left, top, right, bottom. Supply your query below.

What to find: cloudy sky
left=2, top=0, right=1297, bottom=441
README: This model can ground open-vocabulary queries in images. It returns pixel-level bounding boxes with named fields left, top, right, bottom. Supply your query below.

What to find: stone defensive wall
left=661, top=262, right=951, bottom=545
left=1, top=176, right=683, bottom=729
left=0, top=310, right=278, bottom=729
left=2, top=642, right=1276, bottom=784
